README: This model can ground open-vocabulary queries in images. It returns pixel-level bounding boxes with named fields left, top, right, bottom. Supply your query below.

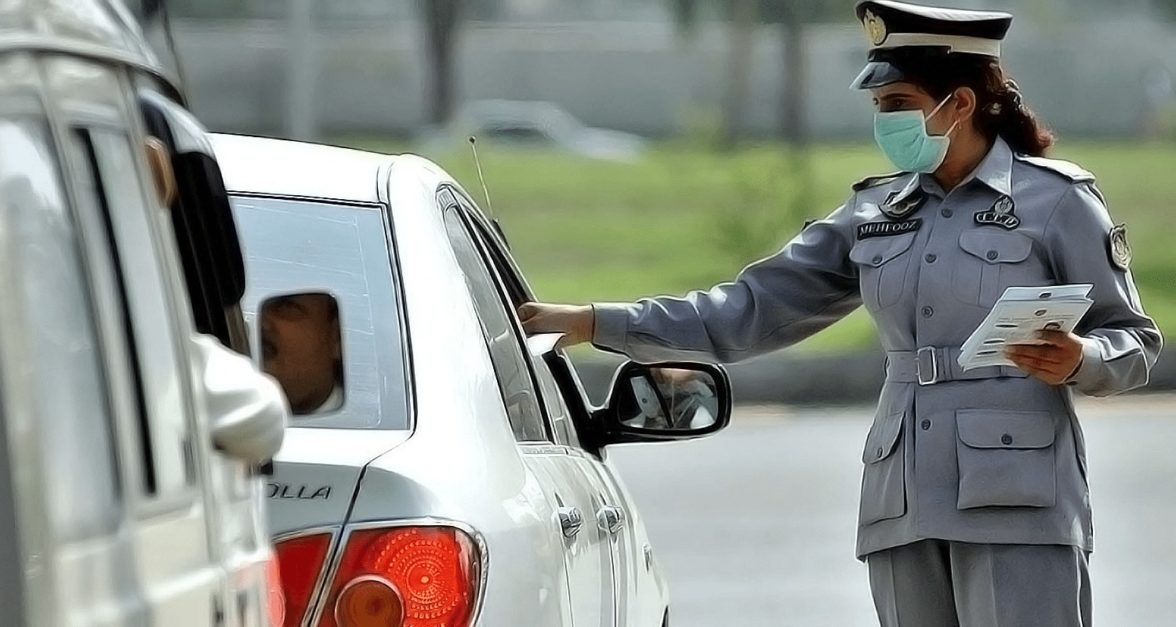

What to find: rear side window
left=232, top=196, right=410, bottom=430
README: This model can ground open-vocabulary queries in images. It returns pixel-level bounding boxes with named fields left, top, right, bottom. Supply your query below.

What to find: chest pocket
left=850, top=232, right=916, bottom=311
left=951, top=230, right=1039, bottom=307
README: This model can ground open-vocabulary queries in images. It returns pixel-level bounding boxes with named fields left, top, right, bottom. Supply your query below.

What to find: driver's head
left=260, top=293, right=341, bottom=414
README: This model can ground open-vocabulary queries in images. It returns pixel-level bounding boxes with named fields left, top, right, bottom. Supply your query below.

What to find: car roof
left=211, top=134, right=393, bottom=204
left=0, top=0, right=160, bottom=72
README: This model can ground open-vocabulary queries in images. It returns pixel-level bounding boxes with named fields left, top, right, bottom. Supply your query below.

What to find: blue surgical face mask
left=873, top=94, right=959, bottom=173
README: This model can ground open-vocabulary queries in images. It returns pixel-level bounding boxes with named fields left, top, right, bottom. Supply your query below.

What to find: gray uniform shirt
left=591, top=138, right=1162, bottom=559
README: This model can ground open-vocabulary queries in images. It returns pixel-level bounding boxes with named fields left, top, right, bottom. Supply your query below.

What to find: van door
left=0, top=105, right=142, bottom=626
left=47, top=57, right=223, bottom=627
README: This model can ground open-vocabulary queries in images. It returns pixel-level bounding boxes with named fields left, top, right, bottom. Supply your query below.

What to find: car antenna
left=468, top=136, right=497, bottom=220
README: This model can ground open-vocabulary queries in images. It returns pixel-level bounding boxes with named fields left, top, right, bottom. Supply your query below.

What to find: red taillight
left=266, top=555, right=286, bottom=627
left=319, top=527, right=480, bottom=627
left=275, top=533, right=333, bottom=627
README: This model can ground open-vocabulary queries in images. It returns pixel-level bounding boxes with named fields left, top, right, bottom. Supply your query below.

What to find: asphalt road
left=608, top=395, right=1176, bottom=627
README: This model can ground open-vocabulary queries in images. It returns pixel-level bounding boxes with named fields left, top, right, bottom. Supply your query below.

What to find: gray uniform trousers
left=868, top=540, right=1091, bottom=627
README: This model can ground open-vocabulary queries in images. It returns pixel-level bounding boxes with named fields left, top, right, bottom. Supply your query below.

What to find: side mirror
left=191, top=335, right=288, bottom=465
left=597, top=361, right=732, bottom=444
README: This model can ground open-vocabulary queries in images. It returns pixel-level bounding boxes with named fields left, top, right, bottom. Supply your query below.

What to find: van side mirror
left=191, top=335, right=288, bottom=465
left=596, top=361, right=732, bottom=445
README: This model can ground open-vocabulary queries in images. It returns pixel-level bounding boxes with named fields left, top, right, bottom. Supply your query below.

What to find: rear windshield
left=231, top=195, right=410, bottom=430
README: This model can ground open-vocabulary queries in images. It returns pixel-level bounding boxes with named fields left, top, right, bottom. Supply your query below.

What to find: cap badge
left=863, top=10, right=888, bottom=46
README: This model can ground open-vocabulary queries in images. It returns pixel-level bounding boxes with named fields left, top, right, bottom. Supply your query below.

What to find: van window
left=74, top=128, right=196, bottom=497
left=1, top=118, right=121, bottom=539
left=232, top=196, right=410, bottom=430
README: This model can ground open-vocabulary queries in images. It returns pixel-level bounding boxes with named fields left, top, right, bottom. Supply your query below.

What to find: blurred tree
left=667, top=0, right=855, bottom=146
left=1156, top=0, right=1176, bottom=17
left=421, top=0, right=464, bottom=125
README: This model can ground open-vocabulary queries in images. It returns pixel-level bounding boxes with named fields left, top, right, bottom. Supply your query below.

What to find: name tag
left=857, top=219, right=922, bottom=240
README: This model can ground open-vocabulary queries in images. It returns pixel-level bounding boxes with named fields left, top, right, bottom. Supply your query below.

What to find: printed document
left=958, top=285, right=1094, bottom=371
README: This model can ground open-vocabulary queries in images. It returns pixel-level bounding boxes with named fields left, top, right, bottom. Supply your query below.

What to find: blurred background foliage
left=156, top=0, right=1176, bottom=352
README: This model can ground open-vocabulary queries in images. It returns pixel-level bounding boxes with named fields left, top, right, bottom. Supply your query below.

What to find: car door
left=49, top=61, right=224, bottom=626
left=438, top=186, right=618, bottom=627
left=452, top=201, right=648, bottom=627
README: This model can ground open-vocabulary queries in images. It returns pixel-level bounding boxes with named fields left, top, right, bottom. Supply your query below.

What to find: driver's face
left=261, top=294, right=341, bottom=414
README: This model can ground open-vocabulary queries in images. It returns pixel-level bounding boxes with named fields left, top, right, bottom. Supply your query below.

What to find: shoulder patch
left=852, top=172, right=905, bottom=192
left=1015, top=155, right=1096, bottom=183
left=1109, top=224, right=1132, bottom=271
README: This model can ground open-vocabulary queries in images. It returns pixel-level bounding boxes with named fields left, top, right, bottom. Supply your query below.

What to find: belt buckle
left=916, top=346, right=939, bottom=386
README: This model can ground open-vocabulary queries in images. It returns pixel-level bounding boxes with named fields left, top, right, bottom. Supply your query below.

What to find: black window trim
left=73, top=127, right=158, bottom=495
left=450, top=193, right=609, bottom=451
left=437, top=185, right=557, bottom=444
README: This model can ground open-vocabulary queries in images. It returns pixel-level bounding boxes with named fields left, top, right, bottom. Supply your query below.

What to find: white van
left=0, top=1, right=288, bottom=625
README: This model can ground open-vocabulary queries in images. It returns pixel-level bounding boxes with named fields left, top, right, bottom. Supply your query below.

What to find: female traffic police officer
left=519, top=1, right=1162, bottom=624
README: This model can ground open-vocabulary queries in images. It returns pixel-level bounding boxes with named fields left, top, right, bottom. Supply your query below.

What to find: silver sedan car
left=211, top=134, right=732, bottom=627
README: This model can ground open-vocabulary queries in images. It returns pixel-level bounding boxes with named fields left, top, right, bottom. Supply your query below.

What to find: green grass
left=342, top=136, right=1175, bottom=353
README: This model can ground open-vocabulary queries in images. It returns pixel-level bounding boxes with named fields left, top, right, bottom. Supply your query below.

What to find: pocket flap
left=956, top=410, right=1056, bottom=449
left=850, top=233, right=916, bottom=268
left=862, top=411, right=904, bottom=463
left=959, top=231, right=1033, bottom=264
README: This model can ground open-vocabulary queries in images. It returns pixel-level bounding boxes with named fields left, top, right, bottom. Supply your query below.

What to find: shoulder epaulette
left=1014, top=155, right=1096, bottom=183
left=852, top=172, right=905, bottom=192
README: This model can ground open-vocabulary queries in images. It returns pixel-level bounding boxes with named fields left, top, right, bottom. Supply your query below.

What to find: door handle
left=596, top=505, right=625, bottom=536
left=558, top=507, right=584, bottom=538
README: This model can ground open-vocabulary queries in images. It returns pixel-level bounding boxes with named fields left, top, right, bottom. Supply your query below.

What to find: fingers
left=1005, top=351, right=1069, bottom=385
left=1007, top=360, right=1065, bottom=385
left=1005, top=344, right=1068, bottom=365
left=517, top=302, right=539, bottom=323
left=517, top=302, right=547, bottom=334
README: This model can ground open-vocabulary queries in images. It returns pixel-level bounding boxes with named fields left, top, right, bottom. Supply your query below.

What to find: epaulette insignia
left=1015, top=155, right=1096, bottom=183
left=852, top=172, right=905, bottom=192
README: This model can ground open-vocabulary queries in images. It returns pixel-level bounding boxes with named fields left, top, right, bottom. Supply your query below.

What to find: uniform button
left=921, top=419, right=932, bottom=431
left=925, top=253, right=937, bottom=263
left=872, top=254, right=884, bottom=264
left=1001, top=433, right=1014, bottom=445
left=876, top=447, right=884, bottom=459
left=986, top=250, right=999, bottom=261
left=922, top=306, right=934, bottom=318
left=941, top=208, right=954, bottom=218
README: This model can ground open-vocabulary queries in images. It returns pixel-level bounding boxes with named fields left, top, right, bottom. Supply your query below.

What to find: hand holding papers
left=958, top=285, right=1093, bottom=371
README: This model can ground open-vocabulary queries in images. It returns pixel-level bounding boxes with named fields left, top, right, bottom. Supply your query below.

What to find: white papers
left=957, top=284, right=1094, bottom=371
left=526, top=333, right=565, bottom=357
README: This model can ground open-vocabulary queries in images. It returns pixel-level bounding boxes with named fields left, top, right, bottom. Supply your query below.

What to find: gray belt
left=886, top=347, right=1028, bottom=386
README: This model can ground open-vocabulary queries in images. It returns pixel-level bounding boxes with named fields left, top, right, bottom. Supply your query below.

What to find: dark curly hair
left=886, top=51, right=1055, bottom=157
